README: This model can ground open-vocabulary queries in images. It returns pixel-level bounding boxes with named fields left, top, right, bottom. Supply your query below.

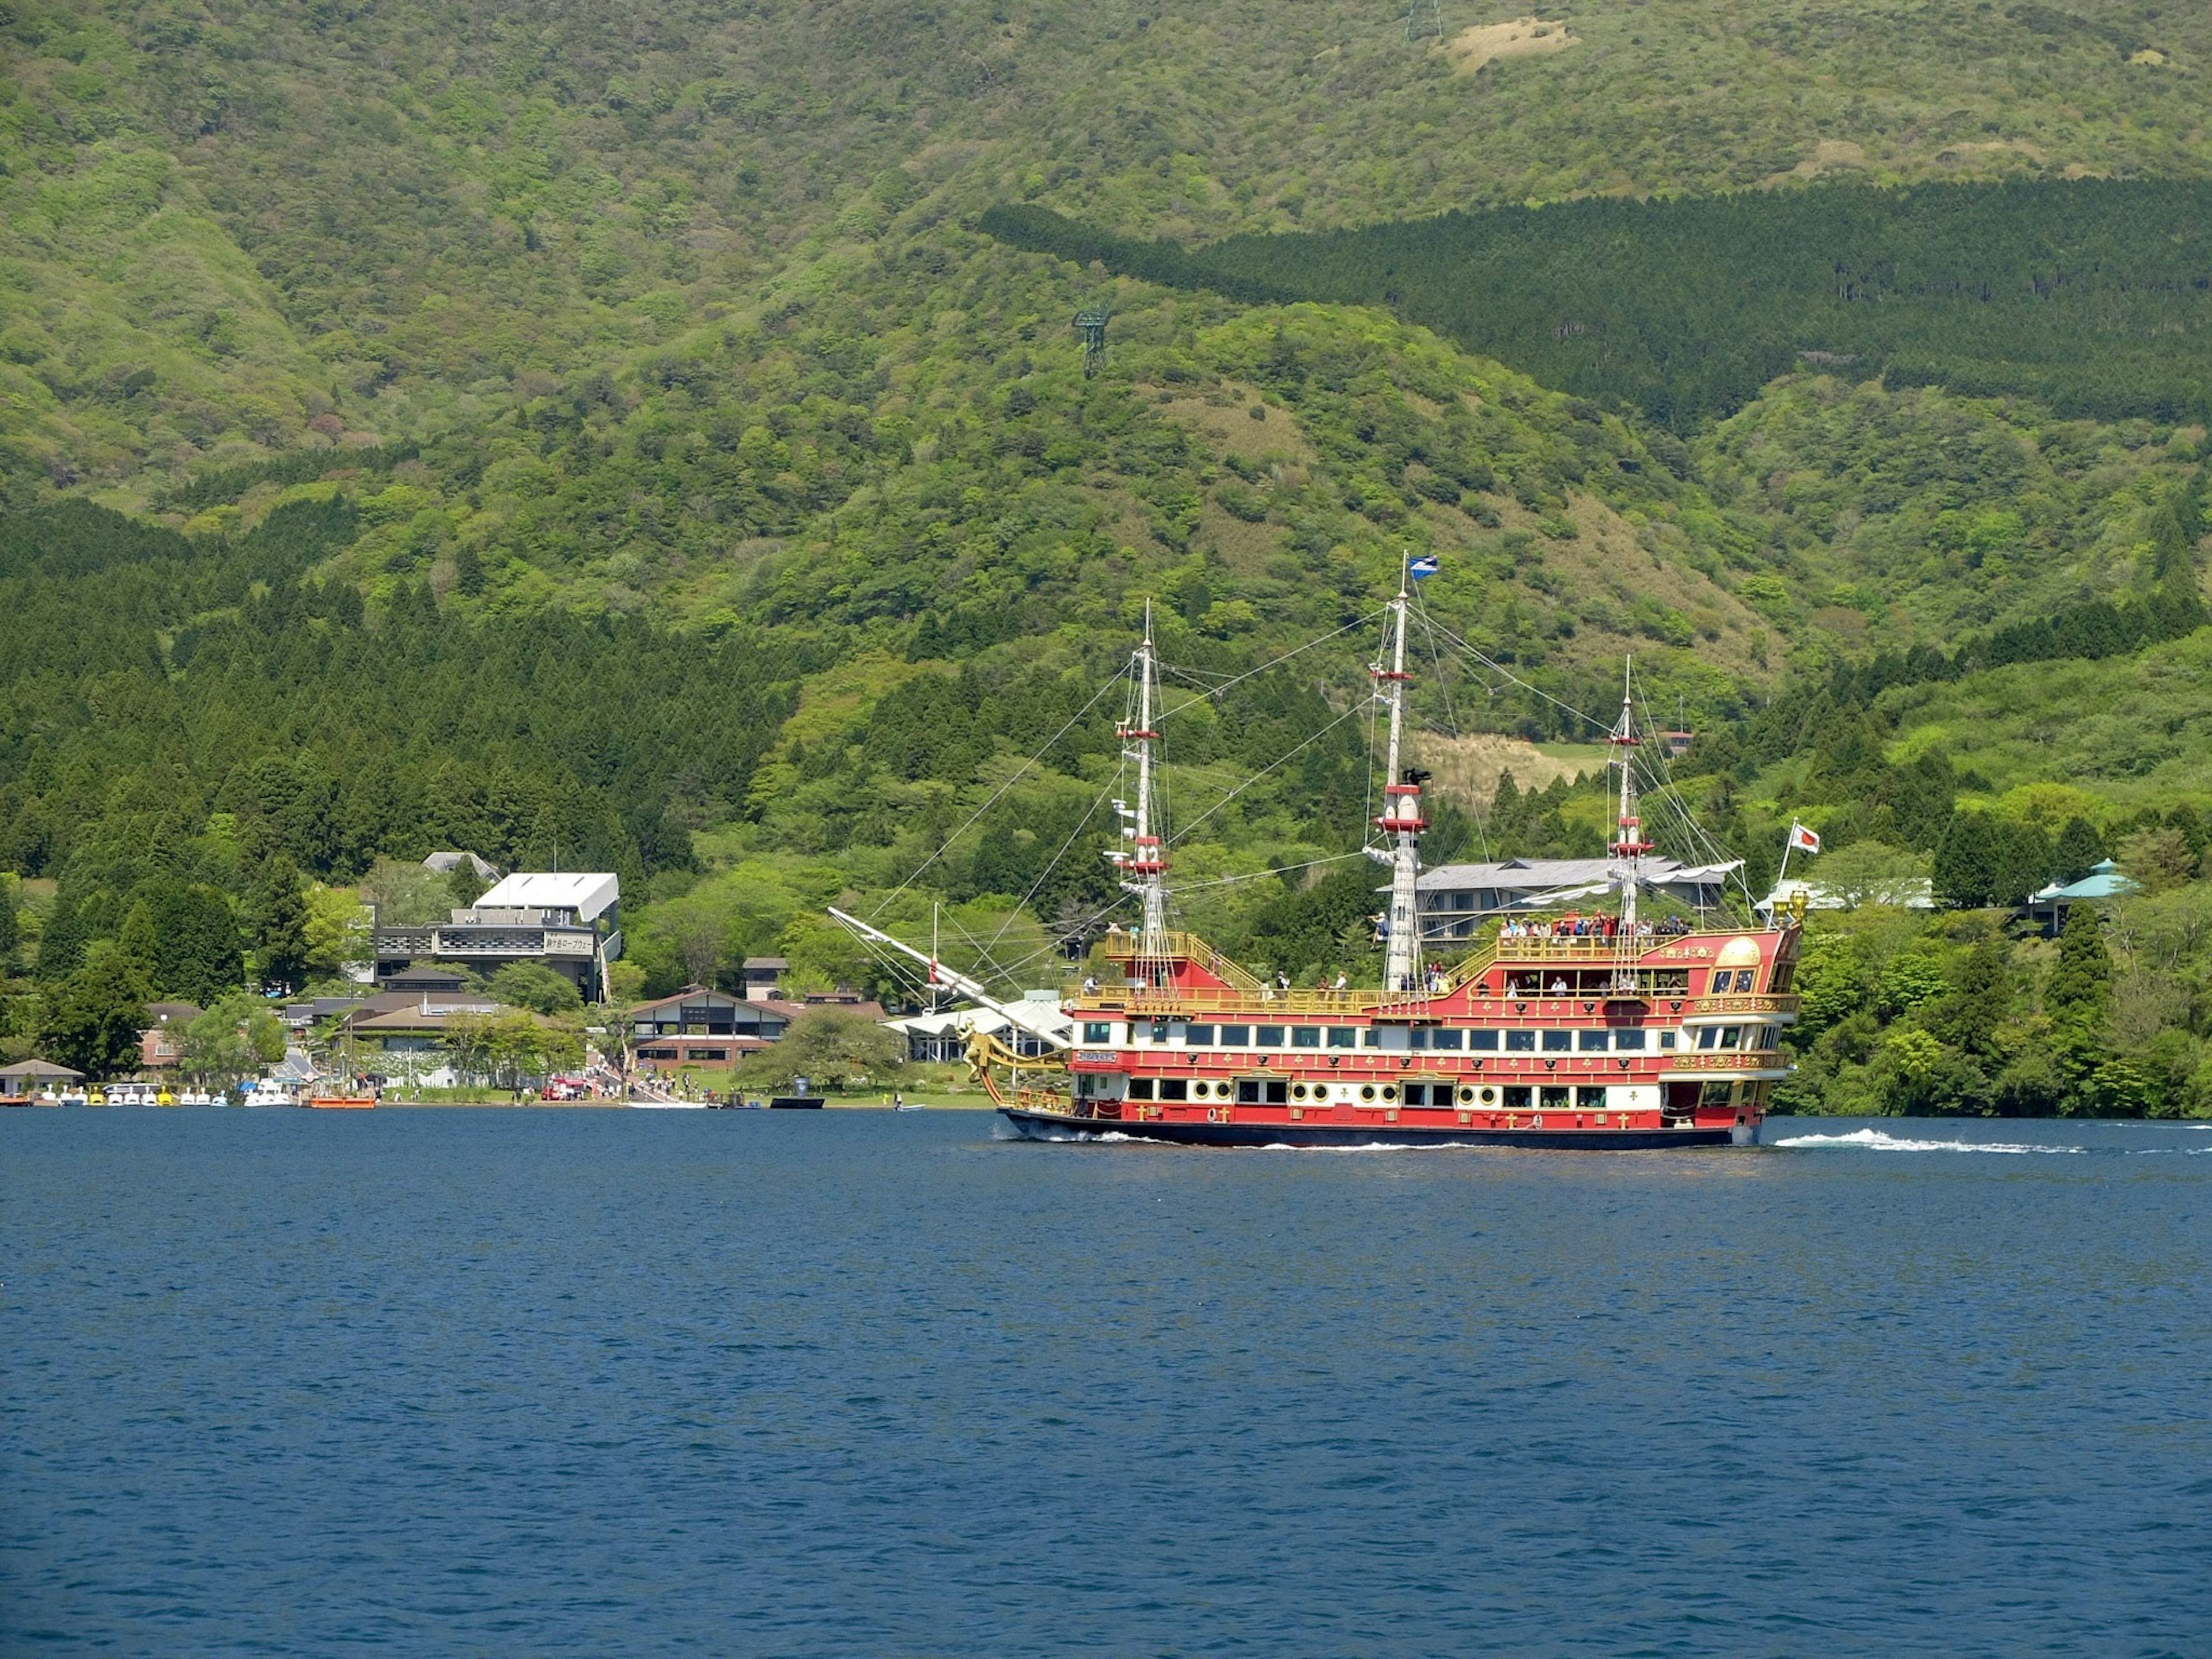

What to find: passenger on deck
left=1332, top=971, right=1349, bottom=994
left=1549, top=976, right=1569, bottom=994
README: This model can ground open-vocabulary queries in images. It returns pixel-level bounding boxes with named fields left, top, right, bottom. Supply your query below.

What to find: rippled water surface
left=5, top=1109, right=2209, bottom=1657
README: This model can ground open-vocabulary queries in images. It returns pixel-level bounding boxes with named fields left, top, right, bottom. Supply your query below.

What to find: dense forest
left=984, top=180, right=2212, bottom=428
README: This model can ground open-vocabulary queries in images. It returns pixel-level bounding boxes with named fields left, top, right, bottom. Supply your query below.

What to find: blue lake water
left=4, top=1109, right=2208, bottom=1657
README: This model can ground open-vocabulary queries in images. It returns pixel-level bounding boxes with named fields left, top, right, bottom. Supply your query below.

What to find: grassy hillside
left=7, top=0, right=2212, bottom=495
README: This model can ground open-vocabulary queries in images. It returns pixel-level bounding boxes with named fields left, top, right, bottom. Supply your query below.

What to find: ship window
left=1127, top=1078, right=1155, bottom=1100
left=1430, top=1029, right=1463, bottom=1051
left=1541, top=1030, right=1572, bottom=1052
left=1237, top=1080, right=1261, bottom=1104
left=1291, top=1027, right=1322, bottom=1048
left=1263, top=1079, right=1287, bottom=1105
left=1407, top=1028, right=1428, bottom=1049
left=1470, top=1029, right=1499, bottom=1051
left=1082, top=1021, right=1112, bottom=1044
left=1256, top=1024, right=1285, bottom=1047
left=1219, top=1024, right=1250, bottom=1047
left=1576, top=1086, right=1607, bottom=1108
left=1402, top=1084, right=1426, bottom=1106
left=1158, top=1079, right=1188, bottom=1102
left=1540, top=1085, right=1571, bottom=1110
left=1183, top=1024, right=1215, bottom=1046
left=1503, top=1086, right=1533, bottom=1109
left=1736, top=969, right=1756, bottom=992
left=1358, top=1084, right=1376, bottom=1102
left=1505, top=1029, right=1536, bottom=1052
left=1661, top=1031, right=1677, bottom=1048
left=1577, top=1030, right=1608, bottom=1051
left=1614, top=1029, right=1646, bottom=1050
left=1327, top=1027, right=1357, bottom=1048
left=1722, top=1025, right=1742, bottom=1049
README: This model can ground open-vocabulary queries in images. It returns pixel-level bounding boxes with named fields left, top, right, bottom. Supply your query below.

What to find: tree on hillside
left=2053, top=816, right=2106, bottom=884
left=118, top=900, right=158, bottom=986
left=2118, top=827, right=2197, bottom=894
left=1991, top=820, right=2053, bottom=908
left=487, top=961, right=584, bottom=1016
left=739, top=1007, right=904, bottom=1092
left=1931, top=810, right=1998, bottom=908
left=1808, top=840, right=1929, bottom=909
left=2047, top=903, right=2113, bottom=1028
left=0, top=886, right=17, bottom=974
left=41, top=941, right=149, bottom=1078
left=251, top=854, right=310, bottom=994
left=180, top=993, right=287, bottom=1086
left=154, top=883, right=245, bottom=1006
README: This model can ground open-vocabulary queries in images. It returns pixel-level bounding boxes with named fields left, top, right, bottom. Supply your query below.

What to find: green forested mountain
left=3, top=0, right=2211, bottom=1113
left=986, top=181, right=2212, bottom=426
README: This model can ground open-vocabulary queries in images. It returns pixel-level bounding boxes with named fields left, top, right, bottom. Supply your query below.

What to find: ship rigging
left=831, top=569, right=1801, bottom=1148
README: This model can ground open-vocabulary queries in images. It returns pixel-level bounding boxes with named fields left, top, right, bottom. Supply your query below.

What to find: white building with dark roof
left=372, top=870, right=622, bottom=999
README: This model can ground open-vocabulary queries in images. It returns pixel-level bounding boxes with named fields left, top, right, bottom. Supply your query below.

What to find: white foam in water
left=1771, top=1127, right=2085, bottom=1155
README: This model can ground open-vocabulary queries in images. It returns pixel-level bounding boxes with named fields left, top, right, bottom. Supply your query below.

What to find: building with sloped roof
left=372, top=870, right=622, bottom=999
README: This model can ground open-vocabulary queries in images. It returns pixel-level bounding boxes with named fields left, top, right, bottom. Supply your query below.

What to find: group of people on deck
left=1501, top=912, right=1692, bottom=941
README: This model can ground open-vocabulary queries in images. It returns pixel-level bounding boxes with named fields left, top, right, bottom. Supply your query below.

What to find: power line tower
left=1405, top=0, right=1442, bottom=41
left=1073, top=306, right=1110, bottom=377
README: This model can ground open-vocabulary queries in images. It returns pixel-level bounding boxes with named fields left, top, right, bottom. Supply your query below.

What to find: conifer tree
left=1991, top=820, right=2053, bottom=908
left=2046, top=903, right=2112, bottom=1027
left=118, top=900, right=158, bottom=986
left=42, top=941, right=151, bottom=1078
left=251, top=854, right=312, bottom=994
left=1930, top=810, right=1997, bottom=908
left=2052, top=817, right=2105, bottom=884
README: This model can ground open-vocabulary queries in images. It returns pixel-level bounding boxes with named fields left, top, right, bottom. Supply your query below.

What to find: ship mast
left=1608, top=658, right=1653, bottom=935
left=1115, top=601, right=1169, bottom=955
left=1373, top=564, right=1427, bottom=993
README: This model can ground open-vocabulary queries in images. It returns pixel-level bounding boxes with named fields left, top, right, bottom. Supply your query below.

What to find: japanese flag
left=1789, top=822, right=1821, bottom=854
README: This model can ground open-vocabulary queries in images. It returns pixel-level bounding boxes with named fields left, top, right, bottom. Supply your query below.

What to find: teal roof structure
left=2031, top=859, right=2140, bottom=904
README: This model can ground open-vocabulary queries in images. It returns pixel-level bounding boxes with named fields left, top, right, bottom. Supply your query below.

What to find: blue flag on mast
left=1408, top=553, right=1440, bottom=579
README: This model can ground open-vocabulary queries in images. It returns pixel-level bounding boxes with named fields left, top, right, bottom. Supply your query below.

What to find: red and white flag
left=1788, top=821, right=1821, bottom=854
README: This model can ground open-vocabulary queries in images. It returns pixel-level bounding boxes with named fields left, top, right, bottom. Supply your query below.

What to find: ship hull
left=999, top=1106, right=1743, bottom=1150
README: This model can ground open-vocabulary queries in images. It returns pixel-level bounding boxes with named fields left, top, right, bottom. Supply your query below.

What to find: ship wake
left=1771, top=1127, right=2085, bottom=1155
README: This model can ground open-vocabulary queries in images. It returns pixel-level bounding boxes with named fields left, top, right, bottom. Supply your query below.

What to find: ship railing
left=1071, top=986, right=1397, bottom=1018
left=1660, top=1051, right=1790, bottom=1076
left=1681, top=994, right=1800, bottom=1022
left=1493, top=935, right=1669, bottom=960
left=1097, top=929, right=1264, bottom=993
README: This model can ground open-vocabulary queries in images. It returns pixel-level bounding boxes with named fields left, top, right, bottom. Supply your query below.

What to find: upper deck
left=1074, top=924, right=1800, bottom=1024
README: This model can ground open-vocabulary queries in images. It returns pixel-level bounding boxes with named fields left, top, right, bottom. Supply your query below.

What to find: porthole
left=1380, top=1085, right=1397, bottom=1103
left=1359, top=1084, right=1376, bottom=1103
left=1291, top=1082, right=1309, bottom=1101
left=1479, top=1087, right=1498, bottom=1105
left=1457, top=1085, right=1476, bottom=1105
left=1195, top=1081, right=1214, bottom=1100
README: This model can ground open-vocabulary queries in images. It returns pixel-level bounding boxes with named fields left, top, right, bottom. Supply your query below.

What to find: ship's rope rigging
left=855, top=588, right=1764, bottom=1002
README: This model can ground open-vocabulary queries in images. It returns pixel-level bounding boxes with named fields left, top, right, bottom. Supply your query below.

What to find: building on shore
left=370, top=870, right=622, bottom=1000
left=627, top=984, right=886, bottom=1074
left=139, top=1002, right=204, bottom=1071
